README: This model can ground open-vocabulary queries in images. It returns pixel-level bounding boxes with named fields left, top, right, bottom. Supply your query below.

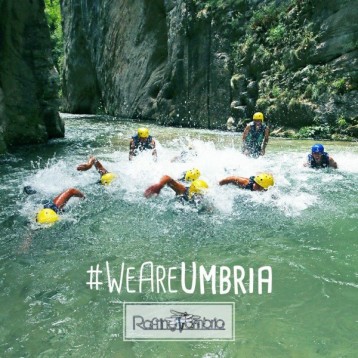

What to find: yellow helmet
left=138, top=127, right=149, bottom=138
left=254, top=173, right=274, bottom=189
left=253, top=112, right=264, bottom=121
left=36, top=208, right=59, bottom=224
left=185, top=168, right=201, bottom=182
left=189, top=179, right=209, bottom=197
left=100, top=172, right=117, bottom=185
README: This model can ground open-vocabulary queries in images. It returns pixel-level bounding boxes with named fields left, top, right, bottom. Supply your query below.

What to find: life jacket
left=132, top=135, right=153, bottom=152
left=243, top=176, right=255, bottom=191
left=307, top=152, right=330, bottom=168
left=244, top=122, right=267, bottom=154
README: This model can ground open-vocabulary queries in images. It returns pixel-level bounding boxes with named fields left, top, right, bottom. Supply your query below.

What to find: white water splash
left=20, top=127, right=358, bottom=221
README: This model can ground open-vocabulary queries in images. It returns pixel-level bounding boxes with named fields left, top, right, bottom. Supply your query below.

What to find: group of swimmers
left=31, top=114, right=338, bottom=225
left=241, top=112, right=338, bottom=170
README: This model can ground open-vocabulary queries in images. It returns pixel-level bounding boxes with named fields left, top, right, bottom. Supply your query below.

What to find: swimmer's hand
left=144, top=184, right=162, bottom=198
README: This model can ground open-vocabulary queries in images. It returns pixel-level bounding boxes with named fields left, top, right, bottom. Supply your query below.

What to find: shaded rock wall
left=0, top=0, right=64, bottom=154
left=61, top=0, right=231, bottom=128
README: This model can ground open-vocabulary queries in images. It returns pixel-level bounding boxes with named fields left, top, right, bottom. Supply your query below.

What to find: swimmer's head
left=185, top=168, right=201, bottom=182
left=253, top=112, right=264, bottom=122
left=100, top=172, right=117, bottom=185
left=36, top=208, right=59, bottom=224
left=253, top=173, right=274, bottom=190
left=138, top=127, right=149, bottom=139
left=311, top=143, right=324, bottom=154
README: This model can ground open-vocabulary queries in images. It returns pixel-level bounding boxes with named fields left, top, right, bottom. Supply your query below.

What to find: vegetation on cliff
left=191, top=0, right=357, bottom=139
left=44, top=0, right=63, bottom=77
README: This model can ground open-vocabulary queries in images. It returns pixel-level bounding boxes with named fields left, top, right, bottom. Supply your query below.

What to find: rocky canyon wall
left=61, top=0, right=357, bottom=136
left=61, top=0, right=231, bottom=128
left=0, top=0, right=64, bottom=153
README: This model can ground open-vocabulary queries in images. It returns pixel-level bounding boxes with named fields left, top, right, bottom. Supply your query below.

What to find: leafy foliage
left=192, top=0, right=245, bottom=13
left=44, top=0, right=63, bottom=75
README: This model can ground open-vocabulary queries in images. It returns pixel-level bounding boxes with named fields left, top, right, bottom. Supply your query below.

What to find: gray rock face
left=0, top=0, right=63, bottom=154
left=311, top=1, right=357, bottom=64
left=61, top=0, right=231, bottom=128
left=61, top=0, right=357, bottom=134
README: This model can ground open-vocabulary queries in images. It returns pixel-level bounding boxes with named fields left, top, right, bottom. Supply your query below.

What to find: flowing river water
left=1, top=114, right=357, bottom=357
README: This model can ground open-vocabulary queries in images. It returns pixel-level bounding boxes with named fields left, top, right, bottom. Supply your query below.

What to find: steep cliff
left=61, top=0, right=357, bottom=136
left=61, top=0, right=231, bottom=128
left=0, top=0, right=64, bottom=154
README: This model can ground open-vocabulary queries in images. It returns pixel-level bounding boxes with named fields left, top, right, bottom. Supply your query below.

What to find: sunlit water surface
left=1, top=114, right=357, bottom=357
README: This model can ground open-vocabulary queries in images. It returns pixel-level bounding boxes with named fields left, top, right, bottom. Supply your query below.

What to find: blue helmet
left=311, top=144, right=324, bottom=153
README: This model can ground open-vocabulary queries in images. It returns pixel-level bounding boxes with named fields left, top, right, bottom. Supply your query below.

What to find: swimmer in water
left=304, top=144, right=338, bottom=169
left=144, top=175, right=209, bottom=207
left=129, top=127, right=157, bottom=161
left=219, top=173, right=274, bottom=191
left=26, top=187, right=85, bottom=224
left=77, top=156, right=117, bottom=185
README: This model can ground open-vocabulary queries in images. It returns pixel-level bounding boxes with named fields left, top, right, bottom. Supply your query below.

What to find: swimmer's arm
left=77, top=156, right=96, bottom=171
left=129, top=139, right=135, bottom=161
left=261, top=127, right=270, bottom=154
left=144, top=176, right=186, bottom=198
left=53, top=188, right=85, bottom=209
left=242, top=125, right=250, bottom=143
left=219, top=176, right=248, bottom=187
left=303, top=155, right=310, bottom=167
left=150, top=139, right=156, bottom=149
left=93, top=159, right=108, bottom=175
left=151, top=140, right=157, bottom=161
left=329, top=157, right=338, bottom=169
left=166, top=178, right=186, bottom=195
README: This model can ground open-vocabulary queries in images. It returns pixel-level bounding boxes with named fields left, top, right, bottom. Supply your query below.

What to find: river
left=1, top=114, right=357, bottom=357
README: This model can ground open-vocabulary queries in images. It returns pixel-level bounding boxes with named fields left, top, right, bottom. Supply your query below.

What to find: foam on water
left=19, top=132, right=358, bottom=224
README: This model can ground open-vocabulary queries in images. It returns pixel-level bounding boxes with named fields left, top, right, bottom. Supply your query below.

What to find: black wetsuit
left=242, top=176, right=256, bottom=191
left=307, top=153, right=330, bottom=168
